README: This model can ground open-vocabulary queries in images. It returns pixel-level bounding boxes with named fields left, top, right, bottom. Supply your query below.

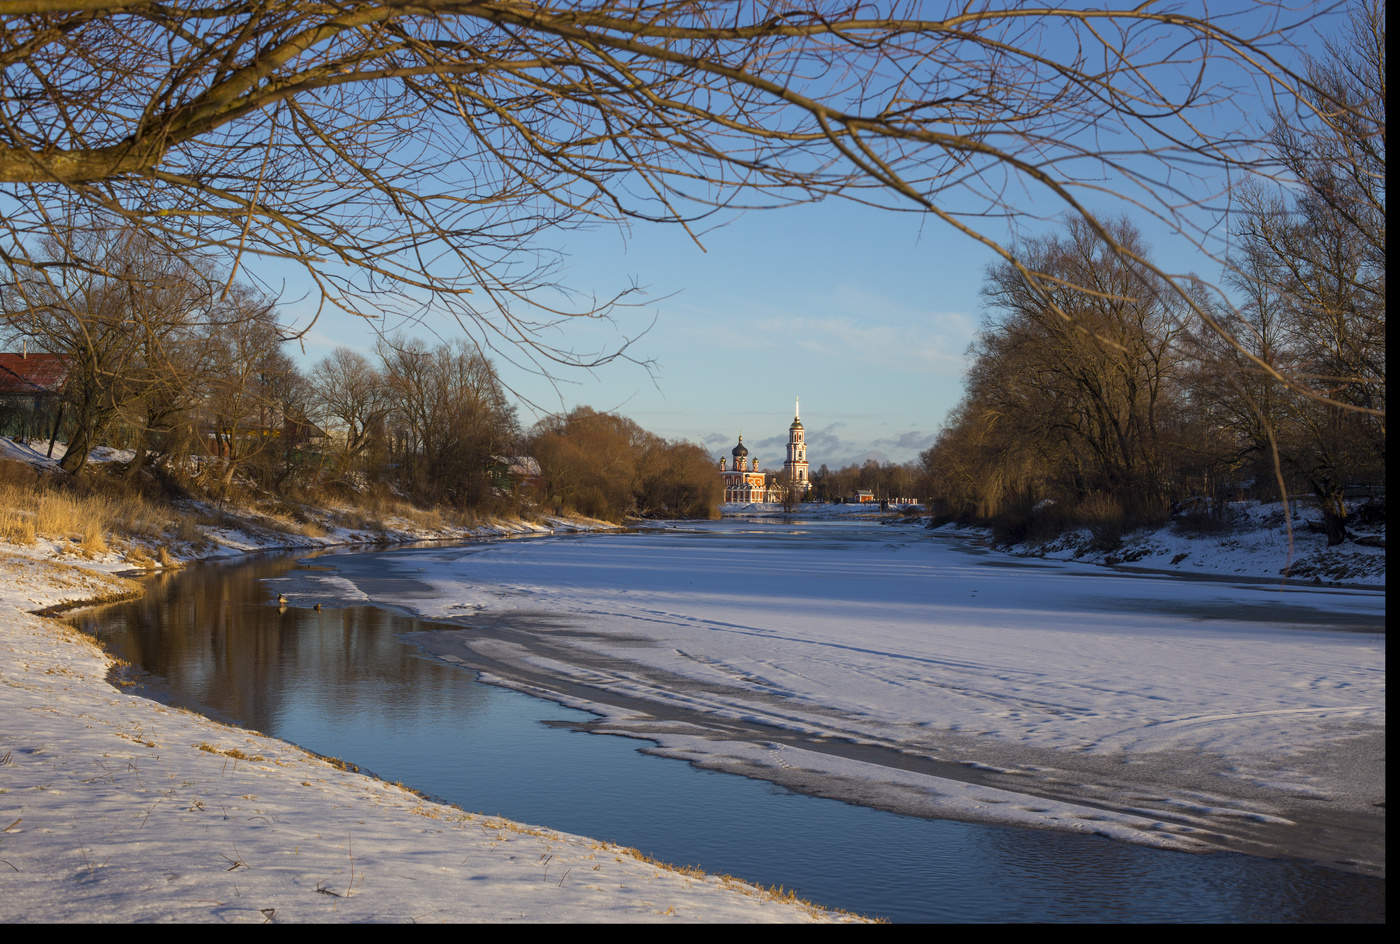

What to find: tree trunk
left=1313, top=482, right=1348, bottom=546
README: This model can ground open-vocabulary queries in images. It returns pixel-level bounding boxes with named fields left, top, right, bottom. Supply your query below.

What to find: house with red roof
left=0, top=352, right=70, bottom=441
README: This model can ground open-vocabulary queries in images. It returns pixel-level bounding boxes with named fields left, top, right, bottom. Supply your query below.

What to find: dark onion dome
left=731, top=436, right=748, bottom=458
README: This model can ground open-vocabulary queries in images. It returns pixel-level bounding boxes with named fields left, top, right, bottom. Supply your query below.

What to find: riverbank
left=950, top=499, right=1386, bottom=588
left=1, top=488, right=1384, bottom=918
left=0, top=550, right=861, bottom=922
left=722, top=498, right=1386, bottom=588
left=0, top=449, right=858, bottom=921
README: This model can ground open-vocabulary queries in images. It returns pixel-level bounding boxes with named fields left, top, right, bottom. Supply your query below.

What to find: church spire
left=795, top=396, right=800, bottom=421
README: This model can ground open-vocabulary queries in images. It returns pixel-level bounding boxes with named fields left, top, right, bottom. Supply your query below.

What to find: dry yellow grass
left=175, top=516, right=201, bottom=544
left=79, top=517, right=108, bottom=557
left=196, top=742, right=266, bottom=762
left=125, top=545, right=156, bottom=568
left=0, top=510, right=37, bottom=544
left=0, top=460, right=201, bottom=552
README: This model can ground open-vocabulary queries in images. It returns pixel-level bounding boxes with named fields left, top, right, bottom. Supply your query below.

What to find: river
left=69, top=517, right=1385, bottom=921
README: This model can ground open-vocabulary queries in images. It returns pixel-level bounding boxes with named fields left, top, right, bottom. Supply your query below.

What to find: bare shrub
left=1171, top=499, right=1241, bottom=536
left=1076, top=493, right=1127, bottom=551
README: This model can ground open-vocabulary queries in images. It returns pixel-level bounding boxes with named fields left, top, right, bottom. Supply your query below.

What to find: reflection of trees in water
left=71, top=557, right=488, bottom=737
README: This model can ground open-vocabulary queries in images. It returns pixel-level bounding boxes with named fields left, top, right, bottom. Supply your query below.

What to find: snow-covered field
left=270, top=516, right=1385, bottom=875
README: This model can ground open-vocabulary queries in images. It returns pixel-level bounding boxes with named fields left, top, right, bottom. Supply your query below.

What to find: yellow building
left=781, top=399, right=811, bottom=493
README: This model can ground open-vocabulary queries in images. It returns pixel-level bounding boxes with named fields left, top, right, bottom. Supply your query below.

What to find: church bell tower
left=782, top=397, right=810, bottom=491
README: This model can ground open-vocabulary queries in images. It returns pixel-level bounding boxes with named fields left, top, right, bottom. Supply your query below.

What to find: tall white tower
left=782, top=397, right=810, bottom=492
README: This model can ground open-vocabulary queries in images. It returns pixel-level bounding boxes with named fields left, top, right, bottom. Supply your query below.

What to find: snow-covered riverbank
left=962, top=499, right=1386, bottom=588
left=0, top=552, right=859, bottom=922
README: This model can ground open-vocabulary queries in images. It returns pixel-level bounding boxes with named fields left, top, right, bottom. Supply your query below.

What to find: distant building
left=493, top=455, right=541, bottom=498
left=719, top=435, right=767, bottom=503
left=0, top=351, right=70, bottom=441
left=781, top=399, right=811, bottom=494
left=719, top=399, right=814, bottom=504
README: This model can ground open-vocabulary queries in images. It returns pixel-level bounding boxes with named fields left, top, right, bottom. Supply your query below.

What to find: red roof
left=0, top=353, right=70, bottom=395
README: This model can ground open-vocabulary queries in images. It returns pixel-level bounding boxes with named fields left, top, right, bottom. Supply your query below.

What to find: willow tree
left=0, top=1, right=1379, bottom=411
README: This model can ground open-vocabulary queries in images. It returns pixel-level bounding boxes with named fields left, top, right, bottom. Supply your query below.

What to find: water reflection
left=79, top=557, right=489, bottom=737
left=70, top=551, right=1385, bottom=923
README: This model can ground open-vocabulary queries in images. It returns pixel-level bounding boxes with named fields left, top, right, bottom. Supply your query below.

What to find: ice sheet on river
left=267, top=520, right=1386, bottom=872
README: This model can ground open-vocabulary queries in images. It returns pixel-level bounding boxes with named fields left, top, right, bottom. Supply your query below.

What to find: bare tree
left=1185, top=1, right=1385, bottom=544
left=199, top=291, right=299, bottom=497
left=981, top=218, right=1189, bottom=520
left=379, top=338, right=517, bottom=507
left=0, top=1, right=1373, bottom=403
left=0, top=224, right=218, bottom=474
left=309, top=347, right=390, bottom=482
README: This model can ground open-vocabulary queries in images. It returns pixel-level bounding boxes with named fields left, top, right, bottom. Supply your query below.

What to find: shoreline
left=66, top=543, right=1391, bottom=883
left=402, top=611, right=1386, bottom=880
left=0, top=529, right=862, bottom=923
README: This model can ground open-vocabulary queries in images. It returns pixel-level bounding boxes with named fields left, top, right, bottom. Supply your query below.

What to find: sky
left=274, top=1, right=1347, bottom=473
left=187, top=2, right=1361, bottom=473
left=289, top=199, right=990, bottom=470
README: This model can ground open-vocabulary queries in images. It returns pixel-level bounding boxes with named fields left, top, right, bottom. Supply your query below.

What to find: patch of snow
left=965, top=500, right=1386, bottom=588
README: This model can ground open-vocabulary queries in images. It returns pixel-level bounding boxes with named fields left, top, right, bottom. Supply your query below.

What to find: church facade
left=718, top=400, right=812, bottom=504
left=718, top=435, right=767, bottom=503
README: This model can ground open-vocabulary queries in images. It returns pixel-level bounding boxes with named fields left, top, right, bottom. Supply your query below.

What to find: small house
left=0, top=352, right=70, bottom=441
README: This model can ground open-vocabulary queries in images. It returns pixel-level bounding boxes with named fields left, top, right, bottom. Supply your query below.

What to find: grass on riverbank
left=0, top=458, right=187, bottom=557
left=0, top=448, right=536, bottom=571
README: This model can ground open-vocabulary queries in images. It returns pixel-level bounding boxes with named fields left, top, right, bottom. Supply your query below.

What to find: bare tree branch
left=0, top=1, right=1379, bottom=412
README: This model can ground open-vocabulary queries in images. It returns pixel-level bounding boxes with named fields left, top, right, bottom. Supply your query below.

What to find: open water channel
left=69, top=523, right=1385, bottom=922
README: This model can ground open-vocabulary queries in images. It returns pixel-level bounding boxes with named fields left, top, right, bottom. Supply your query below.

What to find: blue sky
left=277, top=1, right=1345, bottom=471
left=290, top=198, right=994, bottom=469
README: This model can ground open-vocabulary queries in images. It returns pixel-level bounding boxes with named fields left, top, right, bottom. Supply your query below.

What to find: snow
left=0, top=438, right=60, bottom=467
left=969, top=500, right=1386, bottom=587
left=271, top=515, right=1384, bottom=874
left=0, top=557, right=858, bottom=922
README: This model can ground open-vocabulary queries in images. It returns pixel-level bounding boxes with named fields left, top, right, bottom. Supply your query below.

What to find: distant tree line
left=0, top=235, right=717, bottom=521
left=806, top=461, right=923, bottom=504
left=530, top=408, right=721, bottom=521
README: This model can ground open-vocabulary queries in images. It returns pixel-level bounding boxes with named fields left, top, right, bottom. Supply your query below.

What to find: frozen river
left=76, top=517, right=1386, bottom=920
